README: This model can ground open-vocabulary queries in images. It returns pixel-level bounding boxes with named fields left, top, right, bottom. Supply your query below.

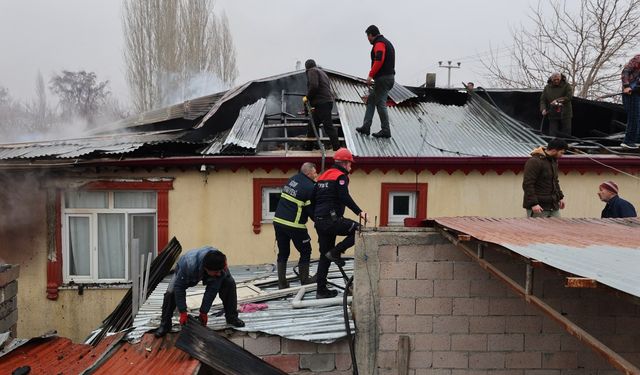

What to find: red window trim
left=252, top=178, right=288, bottom=234
left=380, top=183, right=428, bottom=227
left=47, top=179, right=173, bottom=300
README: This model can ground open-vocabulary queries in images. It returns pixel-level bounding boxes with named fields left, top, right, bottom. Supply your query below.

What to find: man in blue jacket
left=155, top=247, right=245, bottom=337
left=598, top=181, right=637, bottom=218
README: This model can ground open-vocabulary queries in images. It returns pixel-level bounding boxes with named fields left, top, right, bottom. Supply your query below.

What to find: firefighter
left=154, top=247, right=244, bottom=337
left=273, top=162, right=318, bottom=289
left=313, top=148, right=368, bottom=299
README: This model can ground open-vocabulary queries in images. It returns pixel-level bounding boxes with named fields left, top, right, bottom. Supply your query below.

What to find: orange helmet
left=334, top=147, right=354, bottom=162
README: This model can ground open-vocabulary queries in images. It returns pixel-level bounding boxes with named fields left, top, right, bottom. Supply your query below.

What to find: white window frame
left=62, top=191, right=157, bottom=284
left=261, top=187, right=282, bottom=222
left=388, top=191, right=417, bottom=225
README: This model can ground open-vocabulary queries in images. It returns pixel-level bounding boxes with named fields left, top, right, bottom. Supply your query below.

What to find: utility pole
left=438, top=61, right=461, bottom=88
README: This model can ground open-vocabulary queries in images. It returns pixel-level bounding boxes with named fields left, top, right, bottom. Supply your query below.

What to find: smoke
left=159, top=70, right=231, bottom=107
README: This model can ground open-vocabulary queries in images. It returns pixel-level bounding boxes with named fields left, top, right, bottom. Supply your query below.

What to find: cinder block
left=417, top=263, right=454, bottom=280
left=300, top=353, right=335, bottom=372
left=505, top=352, right=541, bottom=369
left=524, top=334, right=561, bottom=352
left=488, top=334, right=523, bottom=351
left=379, top=333, right=400, bottom=351
left=453, top=298, right=489, bottom=316
left=506, top=316, right=542, bottom=333
left=485, top=371, right=524, bottom=375
left=0, top=282, right=18, bottom=304
left=541, top=352, right=577, bottom=369
left=615, top=317, right=640, bottom=334
left=522, top=370, right=560, bottom=375
left=413, top=334, right=451, bottom=351
left=379, top=315, right=396, bottom=333
left=0, top=309, right=17, bottom=333
left=377, top=350, right=398, bottom=369
left=541, top=316, right=563, bottom=334
left=470, top=279, right=507, bottom=297
left=577, top=350, right=610, bottom=369
left=559, top=335, right=582, bottom=352
left=0, top=266, right=19, bottom=288
left=489, top=298, right=529, bottom=316
left=415, top=369, right=452, bottom=375
left=451, top=371, right=491, bottom=375
left=243, top=335, right=281, bottom=356
left=416, top=297, right=453, bottom=315
left=282, top=339, right=317, bottom=354
left=469, top=316, right=506, bottom=333
left=397, top=315, right=433, bottom=333
left=433, top=351, right=469, bottom=369
left=410, top=350, right=434, bottom=369
left=399, top=245, right=436, bottom=262
left=454, top=262, right=490, bottom=280
left=469, top=352, right=506, bottom=369
left=261, top=354, right=299, bottom=373
left=434, top=280, right=470, bottom=297
left=335, top=353, right=352, bottom=370
left=378, top=279, right=397, bottom=297
left=380, top=297, right=416, bottom=315
left=380, top=261, right=417, bottom=280
left=451, top=334, right=487, bottom=351
left=434, top=243, right=469, bottom=262
left=379, top=245, right=399, bottom=261
left=317, top=339, right=350, bottom=353
left=398, top=280, right=434, bottom=297
left=0, top=297, right=17, bottom=320
left=433, top=316, right=469, bottom=334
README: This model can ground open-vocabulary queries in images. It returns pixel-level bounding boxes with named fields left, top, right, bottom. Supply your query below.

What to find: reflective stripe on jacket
left=274, top=172, right=316, bottom=229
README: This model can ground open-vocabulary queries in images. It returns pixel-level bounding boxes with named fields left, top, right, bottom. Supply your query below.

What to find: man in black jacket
left=598, top=180, right=637, bottom=218
left=304, top=59, right=340, bottom=151
left=273, top=162, right=318, bottom=289
left=522, top=138, right=568, bottom=217
left=313, top=148, right=368, bottom=298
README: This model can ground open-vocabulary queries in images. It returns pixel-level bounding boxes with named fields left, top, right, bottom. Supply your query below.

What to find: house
left=0, top=69, right=639, bottom=342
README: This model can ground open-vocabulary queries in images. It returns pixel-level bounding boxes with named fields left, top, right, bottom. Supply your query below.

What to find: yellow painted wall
left=1, top=166, right=638, bottom=342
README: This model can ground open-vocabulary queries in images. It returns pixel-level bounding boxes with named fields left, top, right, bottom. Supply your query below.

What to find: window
left=380, top=183, right=428, bottom=226
left=262, top=187, right=282, bottom=221
left=62, top=191, right=157, bottom=283
left=252, top=178, right=288, bottom=234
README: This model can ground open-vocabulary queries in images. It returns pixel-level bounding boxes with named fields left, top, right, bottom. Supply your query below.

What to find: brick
left=377, top=350, right=398, bottom=369
left=452, top=371, right=490, bottom=375
left=380, top=297, right=415, bottom=315
left=0, top=297, right=17, bottom=320
left=379, top=334, right=400, bottom=350
left=454, top=262, right=490, bottom=280
left=397, top=315, right=433, bottom=333
left=487, top=371, right=524, bottom=375
left=559, top=335, right=582, bottom=352
left=541, top=352, right=577, bottom=369
left=379, top=315, right=396, bottom=333
left=453, top=298, right=489, bottom=316
left=489, top=298, right=529, bottom=316
left=0, top=266, right=19, bottom=288
left=335, top=353, right=352, bottom=370
left=378, top=279, right=397, bottom=297
left=434, top=243, right=469, bottom=262
left=524, top=334, right=561, bottom=352
left=523, top=371, right=560, bottom=375
left=469, top=352, right=505, bottom=369
left=417, top=263, right=454, bottom=280
left=470, top=316, right=506, bottom=333
left=615, top=317, right=640, bottom=334
left=380, top=262, right=416, bottom=279
left=0, top=309, right=17, bottom=333
left=541, top=316, right=563, bottom=334
left=433, top=351, right=469, bottom=369
left=470, top=279, right=507, bottom=297
left=413, top=334, right=451, bottom=351
left=398, top=280, right=434, bottom=297
left=0, top=282, right=17, bottom=304
left=505, top=352, right=541, bottom=369
left=300, top=353, right=335, bottom=372
left=574, top=316, right=615, bottom=335
left=415, top=370, right=452, bottom=375
left=282, top=339, right=317, bottom=354
left=576, top=350, right=610, bottom=369
left=506, top=316, right=542, bottom=333
left=379, top=245, right=398, bottom=261
left=434, top=280, right=470, bottom=297
left=451, top=334, right=487, bottom=351
left=433, top=316, right=469, bottom=334
left=410, top=351, right=434, bottom=369
left=416, top=297, right=453, bottom=315
left=488, top=334, right=523, bottom=351
left=317, top=339, right=350, bottom=353
left=261, top=354, right=299, bottom=373
left=243, top=335, right=281, bottom=355
left=399, top=245, right=436, bottom=261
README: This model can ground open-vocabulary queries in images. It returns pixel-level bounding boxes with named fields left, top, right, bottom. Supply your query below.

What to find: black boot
left=155, top=291, right=176, bottom=337
left=298, top=263, right=314, bottom=285
left=325, top=248, right=345, bottom=266
left=355, top=126, right=370, bottom=135
left=277, top=262, right=290, bottom=289
left=316, top=287, right=339, bottom=299
left=372, top=130, right=391, bottom=138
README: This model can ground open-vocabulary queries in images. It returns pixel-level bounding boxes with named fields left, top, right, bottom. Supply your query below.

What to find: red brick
left=505, top=352, right=541, bottom=369
left=453, top=298, right=489, bottom=316
left=261, top=354, right=299, bottom=373
left=410, top=351, right=434, bottom=369
left=506, top=316, right=542, bottom=333
left=379, top=245, right=398, bottom=261
left=417, top=262, right=454, bottom=280
left=378, top=279, right=397, bottom=297
left=433, top=316, right=469, bottom=334
left=469, top=352, right=505, bottom=369
left=488, top=334, right=523, bottom=351
left=398, top=279, right=434, bottom=297
left=470, top=316, right=506, bottom=333
left=434, top=280, right=470, bottom=297
left=541, top=352, right=577, bottom=369
left=399, top=245, right=436, bottom=261
left=379, top=315, right=396, bottom=333
left=524, top=334, right=561, bottom=352
left=413, top=334, right=451, bottom=351
left=397, top=315, right=433, bottom=333
left=335, top=353, right=352, bottom=370
left=454, top=262, right=490, bottom=280
left=380, top=297, right=416, bottom=315
left=434, top=243, right=469, bottom=262
left=380, top=261, right=416, bottom=279
left=416, top=297, right=453, bottom=315
left=282, top=339, right=317, bottom=354
left=451, top=334, right=487, bottom=351
left=489, top=298, right=529, bottom=316
left=433, top=351, right=469, bottom=369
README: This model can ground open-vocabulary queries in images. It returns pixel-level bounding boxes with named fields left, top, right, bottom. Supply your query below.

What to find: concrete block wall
left=224, top=331, right=352, bottom=374
left=0, top=264, right=19, bottom=338
left=353, top=228, right=640, bottom=375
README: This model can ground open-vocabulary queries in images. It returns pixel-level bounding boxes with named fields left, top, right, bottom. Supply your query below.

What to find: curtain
left=69, top=216, right=90, bottom=276
left=114, top=192, right=156, bottom=208
left=65, top=191, right=108, bottom=208
left=98, top=213, right=126, bottom=279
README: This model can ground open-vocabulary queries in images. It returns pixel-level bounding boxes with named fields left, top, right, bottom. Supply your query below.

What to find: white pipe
left=291, top=286, right=352, bottom=308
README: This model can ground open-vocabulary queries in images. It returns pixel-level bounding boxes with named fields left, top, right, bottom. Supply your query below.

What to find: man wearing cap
left=155, top=246, right=245, bottom=337
left=303, top=59, right=340, bottom=151
left=598, top=181, right=637, bottom=218
left=312, top=147, right=368, bottom=298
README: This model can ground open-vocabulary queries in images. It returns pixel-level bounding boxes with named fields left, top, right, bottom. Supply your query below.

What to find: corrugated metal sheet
left=329, top=74, right=417, bottom=105
left=338, top=96, right=545, bottom=157
left=201, top=98, right=266, bottom=154
left=435, top=217, right=640, bottom=298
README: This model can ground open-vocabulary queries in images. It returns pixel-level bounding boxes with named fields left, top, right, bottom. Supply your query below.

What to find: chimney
left=0, top=265, right=19, bottom=338
left=425, top=73, right=436, bottom=88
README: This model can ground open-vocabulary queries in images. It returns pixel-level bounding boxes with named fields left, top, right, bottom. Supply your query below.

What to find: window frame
left=380, top=183, right=428, bottom=227
left=252, top=178, right=288, bottom=234
left=261, top=187, right=283, bottom=222
left=388, top=191, right=417, bottom=225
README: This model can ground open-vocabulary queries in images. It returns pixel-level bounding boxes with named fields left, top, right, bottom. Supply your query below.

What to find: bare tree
left=123, top=0, right=239, bottom=112
left=482, top=0, right=640, bottom=99
left=50, top=70, right=110, bottom=124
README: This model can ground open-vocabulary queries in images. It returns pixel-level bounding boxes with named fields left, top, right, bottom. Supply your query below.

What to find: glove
left=302, top=96, right=308, bottom=104
left=198, top=312, right=208, bottom=326
left=179, top=311, right=188, bottom=325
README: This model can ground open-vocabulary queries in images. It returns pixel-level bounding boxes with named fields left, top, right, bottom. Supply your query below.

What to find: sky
left=0, top=0, right=537, bottom=105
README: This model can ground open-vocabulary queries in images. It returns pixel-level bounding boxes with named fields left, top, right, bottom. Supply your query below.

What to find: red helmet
left=334, top=147, right=354, bottom=162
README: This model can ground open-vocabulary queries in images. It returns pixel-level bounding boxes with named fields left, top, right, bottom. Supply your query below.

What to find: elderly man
left=540, top=73, right=573, bottom=137
left=598, top=181, right=637, bottom=218
left=621, top=54, right=640, bottom=149
left=522, top=138, right=569, bottom=218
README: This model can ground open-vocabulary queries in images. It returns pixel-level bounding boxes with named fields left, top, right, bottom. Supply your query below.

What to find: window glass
left=392, top=195, right=411, bottom=215
left=65, top=191, right=108, bottom=209
left=262, top=187, right=282, bottom=220
left=68, top=216, right=91, bottom=276
left=114, top=192, right=156, bottom=208
left=268, top=192, right=281, bottom=213
left=130, top=214, right=155, bottom=257
left=98, top=213, right=126, bottom=279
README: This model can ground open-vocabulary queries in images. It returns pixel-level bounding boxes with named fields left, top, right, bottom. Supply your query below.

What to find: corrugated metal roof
left=435, top=217, right=640, bottom=298
left=329, top=74, right=417, bottom=105
left=201, top=98, right=266, bottom=155
left=338, top=95, right=545, bottom=157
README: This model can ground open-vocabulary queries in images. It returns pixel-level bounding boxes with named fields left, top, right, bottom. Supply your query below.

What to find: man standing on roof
left=313, top=148, right=368, bottom=298
left=273, top=162, right=318, bottom=289
left=598, top=180, right=637, bottom=218
left=303, top=59, right=341, bottom=151
left=155, top=246, right=244, bottom=337
left=356, top=25, right=395, bottom=139
left=540, top=73, right=573, bottom=137
left=522, top=138, right=569, bottom=218
left=621, top=54, right=640, bottom=149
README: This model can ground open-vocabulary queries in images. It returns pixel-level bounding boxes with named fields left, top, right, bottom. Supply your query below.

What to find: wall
left=0, top=265, right=19, bottom=337
left=353, top=228, right=640, bottom=374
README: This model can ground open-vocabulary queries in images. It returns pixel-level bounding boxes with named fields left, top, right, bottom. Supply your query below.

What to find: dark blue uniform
left=601, top=195, right=637, bottom=218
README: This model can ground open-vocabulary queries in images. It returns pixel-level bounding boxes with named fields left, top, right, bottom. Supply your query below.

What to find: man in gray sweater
left=304, top=59, right=340, bottom=151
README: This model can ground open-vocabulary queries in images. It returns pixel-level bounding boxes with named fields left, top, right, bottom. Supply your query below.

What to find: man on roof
left=540, top=72, right=573, bottom=137
left=522, top=138, right=569, bottom=218
left=597, top=180, right=637, bottom=218
left=303, top=59, right=341, bottom=151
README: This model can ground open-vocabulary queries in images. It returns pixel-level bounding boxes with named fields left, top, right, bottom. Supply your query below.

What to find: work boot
left=372, top=130, right=391, bottom=138
left=355, top=126, right=370, bottom=136
left=316, top=287, right=339, bottom=299
left=154, top=292, right=176, bottom=337
left=325, top=248, right=346, bottom=267
left=226, top=316, right=245, bottom=327
left=277, top=262, right=290, bottom=289
left=298, top=263, right=314, bottom=285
